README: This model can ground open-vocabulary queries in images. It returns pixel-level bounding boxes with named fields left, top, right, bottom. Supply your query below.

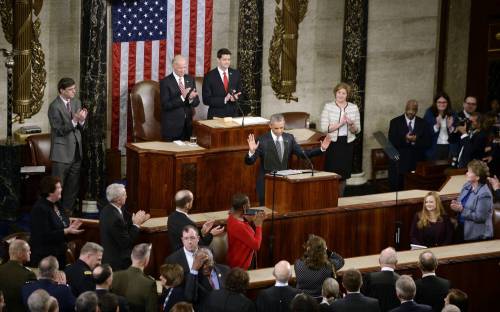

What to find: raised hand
left=450, top=199, right=463, bottom=212
left=210, top=225, right=225, bottom=236
left=254, top=211, right=266, bottom=226
left=247, top=134, right=259, bottom=153
left=132, top=210, right=150, bottom=225
left=65, top=219, right=84, bottom=235
left=201, top=220, right=215, bottom=236
left=446, top=116, right=454, bottom=129
left=320, top=134, right=332, bottom=151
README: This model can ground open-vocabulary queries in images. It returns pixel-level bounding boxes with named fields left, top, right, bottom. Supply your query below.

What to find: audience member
left=295, top=235, right=334, bottom=298
left=100, top=183, right=150, bottom=270
left=410, top=192, right=454, bottom=247
left=391, top=275, right=431, bottom=312
left=487, top=175, right=500, bottom=200
left=184, top=247, right=229, bottom=309
left=26, top=289, right=59, bottom=312
left=290, top=293, right=320, bottom=312
left=22, top=256, right=76, bottom=312
left=93, top=264, right=129, bottom=312
left=456, top=96, right=477, bottom=122
left=245, top=113, right=330, bottom=204
left=450, top=159, right=494, bottom=241
left=444, top=289, right=468, bottom=312
left=362, top=247, right=400, bottom=312
left=98, top=292, right=119, bottom=312
left=255, top=260, right=299, bottom=312
left=423, top=92, right=456, bottom=160
left=159, top=263, right=186, bottom=312
left=202, top=48, right=242, bottom=119
left=329, top=268, right=380, bottom=312
left=170, top=302, right=195, bottom=312
left=414, top=251, right=450, bottom=312
left=0, top=239, right=37, bottom=311
left=111, top=244, right=158, bottom=312
left=202, top=268, right=255, bottom=312
left=64, top=242, right=103, bottom=296
left=319, top=277, right=340, bottom=311
left=160, top=54, right=200, bottom=141
left=165, top=225, right=200, bottom=275
left=388, top=100, right=431, bottom=191
left=441, top=305, right=460, bottom=312
left=167, top=189, right=223, bottom=251
left=75, top=291, right=99, bottom=312
left=320, top=82, right=361, bottom=195
left=226, top=193, right=265, bottom=269
left=30, top=176, right=83, bottom=267
left=451, top=112, right=488, bottom=168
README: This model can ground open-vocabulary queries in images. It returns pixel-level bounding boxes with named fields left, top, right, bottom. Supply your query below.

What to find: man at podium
left=245, top=114, right=331, bottom=205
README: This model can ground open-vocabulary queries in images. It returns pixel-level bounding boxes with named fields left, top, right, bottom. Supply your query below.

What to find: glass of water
left=189, top=136, right=197, bottom=145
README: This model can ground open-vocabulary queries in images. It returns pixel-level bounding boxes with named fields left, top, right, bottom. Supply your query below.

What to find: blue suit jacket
left=22, top=279, right=76, bottom=312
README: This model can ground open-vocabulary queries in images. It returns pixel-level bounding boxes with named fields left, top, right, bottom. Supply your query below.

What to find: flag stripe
left=204, top=0, right=213, bottom=74
left=181, top=0, right=191, bottom=64
left=159, top=39, right=167, bottom=79
left=135, top=41, right=144, bottom=82
left=195, top=0, right=205, bottom=76
left=189, top=0, right=198, bottom=75
left=143, top=40, right=152, bottom=80
left=111, top=42, right=122, bottom=150
left=151, top=40, right=160, bottom=81
left=166, top=0, right=175, bottom=75
left=174, top=0, right=182, bottom=56
left=118, top=42, right=130, bottom=153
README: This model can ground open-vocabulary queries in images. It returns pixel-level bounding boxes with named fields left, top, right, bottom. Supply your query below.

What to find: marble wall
left=0, top=0, right=81, bottom=139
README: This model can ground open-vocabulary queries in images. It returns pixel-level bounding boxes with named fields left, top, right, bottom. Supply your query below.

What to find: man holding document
left=245, top=113, right=331, bottom=205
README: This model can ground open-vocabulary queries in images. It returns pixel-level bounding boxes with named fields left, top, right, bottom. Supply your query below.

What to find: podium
left=192, top=119, right=269, bottom=148
left=264, top=171, right=340, bottom=213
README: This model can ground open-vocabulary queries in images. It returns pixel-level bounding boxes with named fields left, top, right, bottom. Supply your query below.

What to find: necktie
left=66, top=100, right=71, bottom=113
left=223, top=71, right=229, bottom=92
left=208, top=275, right=216, bottom=289
left=275, top=138, right=283, bottom=162
left=178, top=77, right=185, bottom=91
left=408, top=120, right=413, bottom=133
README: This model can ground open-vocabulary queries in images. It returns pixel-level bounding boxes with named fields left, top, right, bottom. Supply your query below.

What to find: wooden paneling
left=192, top=122, right=269, bottom=149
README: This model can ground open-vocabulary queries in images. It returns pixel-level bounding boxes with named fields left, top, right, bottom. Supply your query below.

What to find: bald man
left=255, top=260, right=299, bottom=312
left=362, top=247, right=401, bottom=312
left=0, top=240, right=36, bottom=311
left=160, top=55, right=200, bottom=141
left=167, top=190, right=223, bottom=251
left=388, top=100, right=432, bottom=191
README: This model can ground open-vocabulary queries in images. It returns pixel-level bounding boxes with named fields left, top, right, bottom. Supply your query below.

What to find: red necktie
left=223, top=71, right=229, bottom=93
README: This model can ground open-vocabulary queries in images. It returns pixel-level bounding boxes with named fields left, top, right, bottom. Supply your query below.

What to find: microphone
left=231, top=89, right=245, bottom=127
left=300, top=147, right=314, bottom=176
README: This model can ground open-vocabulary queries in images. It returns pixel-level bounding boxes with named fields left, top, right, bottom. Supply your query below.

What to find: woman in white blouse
left=423, top=92, right=456, bottom=160
left=320, top=82, right=361, bottom=195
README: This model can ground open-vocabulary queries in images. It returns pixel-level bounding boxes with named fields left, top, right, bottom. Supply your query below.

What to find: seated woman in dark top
left=410, top=191, right=454, bottom=247
left=295, top=235, right=335, bottom=298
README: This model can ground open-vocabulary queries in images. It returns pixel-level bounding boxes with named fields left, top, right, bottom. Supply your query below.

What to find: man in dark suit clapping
left=160, top=55, right=200, bottom=141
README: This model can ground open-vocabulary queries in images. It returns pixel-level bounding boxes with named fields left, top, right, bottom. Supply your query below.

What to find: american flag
left=111, top=0, right=213, bottom=152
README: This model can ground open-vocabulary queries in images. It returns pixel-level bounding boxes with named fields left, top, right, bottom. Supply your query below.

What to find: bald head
left=175, top=190, right=194, bottom=211
left=418, top=251, right=438, bottom=273
left=405, top=100, right=418, bottom=120
left=379, top=247, right=397, bottom=269
left=273, top=260, right=292, bottom=283
left=9, top=239, right=30, bottom=263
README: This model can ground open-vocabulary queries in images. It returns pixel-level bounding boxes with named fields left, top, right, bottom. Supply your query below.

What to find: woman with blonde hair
left=410, top=191, right=454, bottom=247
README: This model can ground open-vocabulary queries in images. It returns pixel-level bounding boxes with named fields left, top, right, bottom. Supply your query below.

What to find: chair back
left=130, top=80, right=162, bottom=141
left=282, top=112, right=310, bottom=129
left=26, top=133, right=52, bottom=173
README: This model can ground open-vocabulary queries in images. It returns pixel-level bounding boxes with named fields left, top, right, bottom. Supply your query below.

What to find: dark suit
left=167, top=210, right=213, bottom=252
left=160, top=73, right=200, bottom=141
left=388, top=301, right=432, bottom=312
left=99, top=204, right=140, bottom=271
left=245, top=131, right=323, bottom=205
left=203, top=289, right=255, bottom=312
left=184, top=264, right=230, bottom=308
left=111, top=267, right=158, bottom=312
left=330, top=293, right=381, bottom=312
left=255, top=285, right=300, bottom=312
left=455, top=129, right=487, bottom=168
left=388, top=114, right=431, bottom=191
left=64, top=259, right=95, bottom=297
left=22, top=279, right=75, bottom=312
left=362, top=271, right=401, bottom=312
left=95, top=289, right=130, bottom=312
left=0, top=260, right=36, bottom=312
left=159, top=287, right=185, bottom=312
left=414, top=275, right=450, bottom=312
left=48, top=95, right=83, bottom=212
left=29, top=197, right=69, bottom=267
left=202, top=67, right=242, bottom=119
left=165, top=247, right=190, bottom=276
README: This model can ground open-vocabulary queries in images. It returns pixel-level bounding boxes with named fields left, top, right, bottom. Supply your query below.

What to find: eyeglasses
left=182, top=236, right=198, bottom=241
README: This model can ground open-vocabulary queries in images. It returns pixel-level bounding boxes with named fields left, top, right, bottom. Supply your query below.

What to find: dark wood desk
left=126, top=130, right=325, bottom=217
left=192, top=120, right=269, bottom=148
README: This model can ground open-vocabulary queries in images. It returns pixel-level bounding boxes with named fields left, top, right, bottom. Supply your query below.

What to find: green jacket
left=111, top=266, right=158, bottom=312
left=0, top=260, right=37, bottom=312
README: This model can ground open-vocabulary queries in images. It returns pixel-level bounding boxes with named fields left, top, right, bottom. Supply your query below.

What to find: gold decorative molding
left=268, top=0, right=308, bottom=103
left=0, top=0, right=46, bottom=123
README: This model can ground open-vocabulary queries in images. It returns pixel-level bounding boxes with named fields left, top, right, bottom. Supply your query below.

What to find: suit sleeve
left=48, top=101, right=76, bottom=137
left=187, top=78, right=200, bottom=108
left=184, top=273, right=200, bottom=303
left=146, top=280, right=159, bottom=312
left=290, top=136, right=322, bottom=159
left=160, top=78, right=185, bottom=111
left=108, top=214, right=140, bottom=250
left=388, top=118, right=408, bottom=149
left=415, top=119, right=432, bottom=149
left=202, top=73, right=226, bottom=108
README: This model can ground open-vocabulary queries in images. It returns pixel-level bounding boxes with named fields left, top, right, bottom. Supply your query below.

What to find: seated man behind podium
left=245, top=113, right=331, bottom=205
left=160, top=55, right=200, bottom=141
left=167, top=190, right=224, bottom=252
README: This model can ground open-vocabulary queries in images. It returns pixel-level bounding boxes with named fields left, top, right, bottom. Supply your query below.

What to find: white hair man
left=391, top=275, right=432, bottom=312
left=255, top=260, right=299, bottom=312
left=64, top=242, right=104, bottom=296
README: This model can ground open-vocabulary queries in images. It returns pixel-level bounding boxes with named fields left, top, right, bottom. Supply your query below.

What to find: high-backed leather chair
left=371, top=148, right=389, bottom=189
left=493, top=203, right=500, bottom=239
left=282, top=112, right=310, bottom=129
left=26, top=133, right=52, bottom=173
left=130, top=80, right=162, bottom=141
